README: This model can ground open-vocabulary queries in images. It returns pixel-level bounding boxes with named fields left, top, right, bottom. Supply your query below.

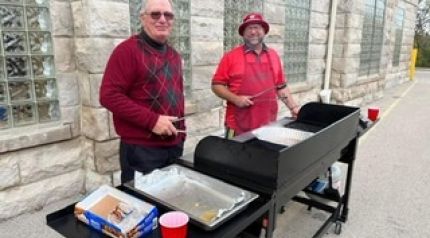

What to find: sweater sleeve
left=99, top=42, right=159, bottom=131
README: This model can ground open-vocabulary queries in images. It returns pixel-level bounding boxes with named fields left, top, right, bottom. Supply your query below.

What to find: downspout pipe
left=320, top=0, right=338, bottom=103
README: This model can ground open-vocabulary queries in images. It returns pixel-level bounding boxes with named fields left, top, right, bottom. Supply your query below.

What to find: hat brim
left=238, top=20, right=270, bottom=36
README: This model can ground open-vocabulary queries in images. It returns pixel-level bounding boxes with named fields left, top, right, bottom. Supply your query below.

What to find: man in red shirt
left=212, top=12, right=299, bottom=138
left=100, top=0, right=185, bottom=183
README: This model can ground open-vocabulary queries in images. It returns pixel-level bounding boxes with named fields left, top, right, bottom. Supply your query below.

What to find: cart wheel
left=334, top=222, right=342, bottom=235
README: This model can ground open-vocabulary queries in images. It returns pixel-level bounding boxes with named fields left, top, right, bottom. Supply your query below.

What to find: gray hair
left=139, top=0, right=174, bottom=15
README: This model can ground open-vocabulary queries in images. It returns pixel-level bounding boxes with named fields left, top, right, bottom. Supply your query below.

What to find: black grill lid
left=194, top=102, right=360, bottom=195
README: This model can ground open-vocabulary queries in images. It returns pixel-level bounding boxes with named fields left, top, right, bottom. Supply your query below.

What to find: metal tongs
left=172, top=113, right=198, bottom=134
left=249, top=87, right=289, bottom=103
left=250, top=86, right=278, bottom=99
left=172, top=112, right=197, bottom=123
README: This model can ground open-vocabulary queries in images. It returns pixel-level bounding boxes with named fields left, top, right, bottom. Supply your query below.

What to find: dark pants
left=119, top=141, right=184, bottom=184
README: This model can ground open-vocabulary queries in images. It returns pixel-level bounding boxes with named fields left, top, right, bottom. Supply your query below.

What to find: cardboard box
left=74, top=185, right=158, bottom=238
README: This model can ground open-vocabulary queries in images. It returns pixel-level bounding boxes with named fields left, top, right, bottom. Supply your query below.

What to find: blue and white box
left=74, top=185, right=158, bottom=238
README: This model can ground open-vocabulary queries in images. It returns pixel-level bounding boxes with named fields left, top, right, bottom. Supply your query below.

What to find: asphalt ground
left=1, top=69, right=429, bottom=238
left=274, top=69, right=430, bottom=238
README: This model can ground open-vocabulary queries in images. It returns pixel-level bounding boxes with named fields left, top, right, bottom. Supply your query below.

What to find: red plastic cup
left=159, top=211, right=189, bottom=238
left=368, top=107, right=380, bottom=121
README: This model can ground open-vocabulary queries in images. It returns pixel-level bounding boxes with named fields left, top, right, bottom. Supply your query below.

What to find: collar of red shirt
left=243, top=42, right=268, bottom=54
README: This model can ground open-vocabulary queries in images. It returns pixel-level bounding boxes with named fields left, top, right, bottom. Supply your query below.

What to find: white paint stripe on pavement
left=359, top=80, right=417, bottom=143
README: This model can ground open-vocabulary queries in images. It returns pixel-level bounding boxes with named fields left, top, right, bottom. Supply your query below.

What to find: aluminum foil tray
left=125, top=164, right=259, bottom=230
left=252, top=126, right=314, bottom=146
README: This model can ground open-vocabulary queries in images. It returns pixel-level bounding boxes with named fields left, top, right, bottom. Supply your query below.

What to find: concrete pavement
left=1, top=70, right=429, bottom=238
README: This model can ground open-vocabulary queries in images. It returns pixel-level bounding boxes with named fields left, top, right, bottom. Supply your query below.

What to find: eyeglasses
left=245, top=25, right=264, bottom=32
left=145, top=11, right=175, bottom=21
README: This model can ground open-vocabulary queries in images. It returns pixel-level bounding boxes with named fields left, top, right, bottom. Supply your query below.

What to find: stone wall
left=0, top=0, right=84, bottom=220
left=385, top=0, right=418, bottom=88
left=330, top=0, right=378, bottom=105
left=71, top=0, right=130, bottom=192
left=330, top=0, right=418, bottom=106
left=0, top=0, right=418, bottom=220
left=0, top=139, right=85, bottom=220
left=185, top=0, right=226, bottom=150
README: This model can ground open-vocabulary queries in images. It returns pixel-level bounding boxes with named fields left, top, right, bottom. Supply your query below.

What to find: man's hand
left=233, top=95, right=254, bottom=108
left=212, top=85, right=254, bottom=108
left=290, top=106, right=300, bottom=118
left=152, top=115, right=178, bottom=136
left=277, top=87, right=300, bottom=118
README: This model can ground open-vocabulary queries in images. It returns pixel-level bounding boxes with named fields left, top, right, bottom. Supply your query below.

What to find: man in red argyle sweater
left=100, top=0, right=185, bottom=184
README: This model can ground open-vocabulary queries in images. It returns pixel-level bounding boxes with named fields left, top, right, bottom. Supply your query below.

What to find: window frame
left=0, top=1, right=60, bottom=130
left=223, top=0, right=263, bottom=52
left=283, top=0, right=311, bottom=84
left=359, top=0, right=387, bottom=77
left=392, top=7, right=404, bottom=67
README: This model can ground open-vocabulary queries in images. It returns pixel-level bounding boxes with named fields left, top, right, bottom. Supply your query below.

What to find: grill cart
left=192, top=102, right=369, bottom=237
left=47, top=102, right=373, bottom=238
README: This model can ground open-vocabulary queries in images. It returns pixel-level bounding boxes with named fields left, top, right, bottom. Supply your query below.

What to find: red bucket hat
left=238, top=12, right=270, bottom=36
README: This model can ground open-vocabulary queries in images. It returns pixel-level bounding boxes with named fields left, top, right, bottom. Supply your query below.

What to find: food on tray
left=74, top=185, right=158, bottom=238
left=130, top=164, right=259, bottom=230
left=200, top=210, right=218, bottom=223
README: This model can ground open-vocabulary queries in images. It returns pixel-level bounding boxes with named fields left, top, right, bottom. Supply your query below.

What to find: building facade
left=0, top=0, right=418, bottom=219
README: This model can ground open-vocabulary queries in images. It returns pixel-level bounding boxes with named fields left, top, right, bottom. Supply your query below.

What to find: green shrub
left=417, top=47, right=430, bottom=67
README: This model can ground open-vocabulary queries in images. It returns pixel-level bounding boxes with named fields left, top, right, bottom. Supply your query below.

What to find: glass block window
left=392, top=8, right=404, bottom=67
left=284, top=0, right=311, bottom=83
left=129, top=0, right=192, bottom=92
left=359, top=0, right=386, bottom=76
left=0, top=0, right=59, bottom=129
left=224, top=0, right=263, bottom=51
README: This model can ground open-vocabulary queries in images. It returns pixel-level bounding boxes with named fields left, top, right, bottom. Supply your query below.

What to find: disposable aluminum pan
left=125, top=164, right=259, bottom=230
left=252, top=126, right=314, bottom=146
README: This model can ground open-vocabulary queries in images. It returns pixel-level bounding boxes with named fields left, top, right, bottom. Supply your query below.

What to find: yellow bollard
left=409, top=48, right=418, bottom=80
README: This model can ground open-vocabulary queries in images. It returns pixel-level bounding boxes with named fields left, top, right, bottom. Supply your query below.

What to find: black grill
left=193, top=102, right=362, bottom=237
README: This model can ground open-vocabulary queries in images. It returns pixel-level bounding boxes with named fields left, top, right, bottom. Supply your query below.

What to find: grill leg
left=265, top=198, right=276, bottom=238
left=312, top=197, right=343, bottom=238
left=312, top=215, right=336, bottom=238
left=340, top=138, right=358, bottom=222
